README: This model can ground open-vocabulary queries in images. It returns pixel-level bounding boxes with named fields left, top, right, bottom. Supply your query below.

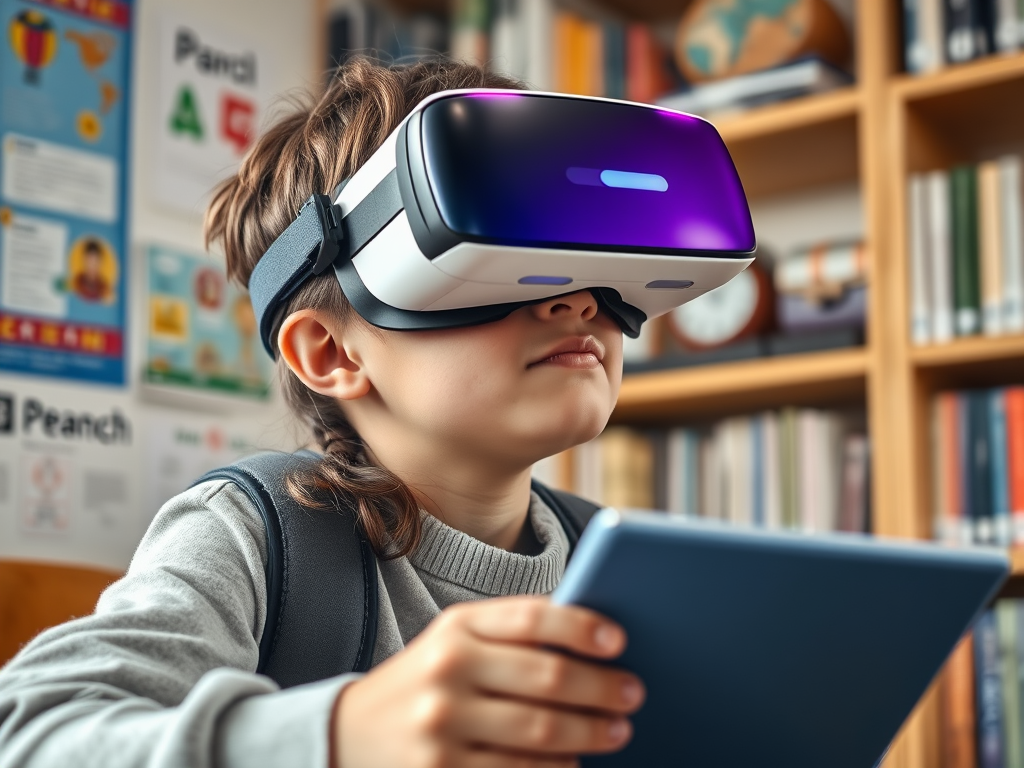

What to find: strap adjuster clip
left=305, top=193, right=345, bottom=275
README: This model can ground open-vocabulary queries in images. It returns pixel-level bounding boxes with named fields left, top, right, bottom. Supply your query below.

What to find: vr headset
left=249, top=89, right=756, bottom=357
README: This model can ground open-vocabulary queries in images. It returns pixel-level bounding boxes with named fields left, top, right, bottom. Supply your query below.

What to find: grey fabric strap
left=193, top=451, right=379, bottom=687
left=248, top=169, right=404, bottom=357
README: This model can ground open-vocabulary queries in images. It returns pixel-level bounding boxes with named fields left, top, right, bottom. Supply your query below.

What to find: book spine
left=751, top=415, right=765, bottom=527
left=997, top=601, right=1022, bottom=768
left=997, top=0, right=1021, bottom=51
left=651, top=429, right=668, bottom=512
left=602, top=20, right=626, bottom=100
left=685, top=430, right=701, bottom=518
left=451, top=0, right=490, bottom=66
left=930, top=170, right=956, bottom=342
left=839, top=433, right=869, bottom=533
left=991, top=389, right=1013, bottom=546
left=980, top=161, right=1005, bottom=336
left=490, top=0, right=523, bottom=78
left=780, top=407, right=799, bottom=529
left=946, top=0, right=989, bottom=61
left=1001, top=156, right=1024, bottom=333
left=920, top=0, right=948, bottom=71
left=952, top=165, right=982, bottom=336
left=521, top=0, right=554, bottom=91
left=762, top=411, right=782, bottom=529
left=945, top=634, right=979, bottom=768
left=904, top=0, right=923, bottom=72
left=958, top=392, right=975, bottom=545
left=909, top=174, right=934, bottom=345
left=666, top=428, right=684, bottom=515
left=976, top=609, right=1007, bottom=768
left=935, top=394, right=950, bottom=542
left=970, top=390, right=996, bottom=544
left=1006, top=387, right=1024, bottom=543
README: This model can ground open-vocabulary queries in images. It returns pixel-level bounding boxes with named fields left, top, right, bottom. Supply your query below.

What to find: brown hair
left=205, top=56, right=525, bottom=558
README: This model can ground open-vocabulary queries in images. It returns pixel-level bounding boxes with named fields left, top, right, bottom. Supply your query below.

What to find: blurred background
left=1, top=1, right=1023, bottom=765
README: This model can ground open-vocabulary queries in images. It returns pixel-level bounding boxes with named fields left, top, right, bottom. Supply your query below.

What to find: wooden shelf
left=910, top=336, right=1024, bottom=391
left=896, top=54, right=1024, bottom=172
left=714, top=88, right=861, bottom=199
left=912, top=334, right=1024, bottom=368
left=611, top=347, right=869, bottom=423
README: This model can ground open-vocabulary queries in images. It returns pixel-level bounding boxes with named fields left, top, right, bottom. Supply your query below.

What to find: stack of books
left=903, top=0, right=1024, bottom=75
left=932, top=387, right=1024, bottom=547
left=327, top=0, right=674, bottom=103
left=945, top=601, right=1024, bottom=768
left=908, top=157, right=1024, bottom=346
left=573, top=410, right=870, bottom=534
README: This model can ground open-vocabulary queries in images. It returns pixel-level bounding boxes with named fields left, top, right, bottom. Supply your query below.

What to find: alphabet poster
left=145, top=244, right=272, bottom=400
left=0, top=0, right=132, bottom=385
left=153, top=11, right=266, bottom=216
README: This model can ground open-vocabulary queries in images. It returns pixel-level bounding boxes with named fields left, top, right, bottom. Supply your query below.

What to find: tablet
left=552, top=508, right=1009, bottom=768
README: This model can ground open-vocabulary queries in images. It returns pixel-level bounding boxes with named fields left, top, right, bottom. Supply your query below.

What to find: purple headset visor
left=414, top=92, right=755, bottom=256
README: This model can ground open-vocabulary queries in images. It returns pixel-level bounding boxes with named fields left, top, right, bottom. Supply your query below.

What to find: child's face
left=350, top=291, right=623, bottom=468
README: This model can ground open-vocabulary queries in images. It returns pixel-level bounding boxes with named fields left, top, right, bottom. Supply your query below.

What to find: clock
left=667, top=260, right=774, bottom=350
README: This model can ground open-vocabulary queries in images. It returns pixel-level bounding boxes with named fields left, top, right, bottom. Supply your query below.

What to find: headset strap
left=248, top=169, right=403, bottom=357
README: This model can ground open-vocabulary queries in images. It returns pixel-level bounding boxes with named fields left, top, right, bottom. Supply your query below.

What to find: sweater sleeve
left=0, top=480, right=360, bottom=768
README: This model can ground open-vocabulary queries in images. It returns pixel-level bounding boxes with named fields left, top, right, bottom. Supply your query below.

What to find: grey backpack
left=195, top=451, right=600, bottom=688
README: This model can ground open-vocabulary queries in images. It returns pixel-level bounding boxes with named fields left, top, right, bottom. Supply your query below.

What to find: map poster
left=144, top=244, right=272, bottom=400
left=0, top=0, right=132, bottom=386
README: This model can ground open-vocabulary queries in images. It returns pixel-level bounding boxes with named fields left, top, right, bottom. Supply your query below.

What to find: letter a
left=170, top=85, right=203, bottom=139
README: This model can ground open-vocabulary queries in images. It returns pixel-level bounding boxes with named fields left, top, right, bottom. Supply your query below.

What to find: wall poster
left=153, top=11, right=265, bottom=216
left=0, top=0, right=132, bottom=385
left=145, top=244, right=272, bottom=399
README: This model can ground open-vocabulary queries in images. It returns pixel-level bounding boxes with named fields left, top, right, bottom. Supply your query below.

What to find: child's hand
left=333, top=595, right=645, bottom=768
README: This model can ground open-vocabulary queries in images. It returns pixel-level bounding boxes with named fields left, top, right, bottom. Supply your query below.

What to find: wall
left=0, top=0, right=321, bottom=573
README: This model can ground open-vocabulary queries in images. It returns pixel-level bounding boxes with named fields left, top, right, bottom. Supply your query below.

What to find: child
left=0, top=57, right=644, bottom=768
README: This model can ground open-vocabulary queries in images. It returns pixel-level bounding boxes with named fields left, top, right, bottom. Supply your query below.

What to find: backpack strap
left=193, top=451, right=378, bottom=688
left=530, top=479, right=602, bottom=555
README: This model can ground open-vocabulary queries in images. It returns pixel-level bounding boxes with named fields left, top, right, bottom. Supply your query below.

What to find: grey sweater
left=0, top=479, right=570, bottom=767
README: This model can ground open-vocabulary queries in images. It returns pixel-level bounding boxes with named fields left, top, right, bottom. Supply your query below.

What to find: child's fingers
left=459, top=749, right=579, bottom=768
left=451, top=696, right=631, bottom=755
left=450, top=597, right=626, bottom=659
left=469, top=643, right=644, bottom=715
left=460, top=748, right=580, bottom=768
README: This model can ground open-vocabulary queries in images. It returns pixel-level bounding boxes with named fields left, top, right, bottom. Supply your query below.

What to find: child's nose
left=530, top=290, right=599, bottom=323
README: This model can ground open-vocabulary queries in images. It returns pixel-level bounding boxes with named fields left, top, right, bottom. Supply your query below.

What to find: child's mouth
left=528, top=336, right=605, bottom=369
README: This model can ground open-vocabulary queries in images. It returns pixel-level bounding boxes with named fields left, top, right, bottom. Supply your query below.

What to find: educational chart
left=153, top=11, right=266, bottom=216
left=145, top=244, right=272, bottom=399
left=0, top=0, right=132, bottom=385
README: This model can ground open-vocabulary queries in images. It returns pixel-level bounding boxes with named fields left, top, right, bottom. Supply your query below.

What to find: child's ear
left=277, top=309, right=371, bottom=401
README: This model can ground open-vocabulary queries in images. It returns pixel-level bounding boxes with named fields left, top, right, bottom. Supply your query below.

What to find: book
left=909, top=174, right=933, bottom=345
left=625, top=23, right=669, bottom=104
left=603, top=20, right=626, bottom=101
left=929, top=170, right=955, bottom=342
left=490, top=0, right=523, bottom=78
left=991, top=389, right=1013, bottom=546
left=761, top=411, right=782, bottom=530
left=976, top=609, right=1007, bottom=768
left=1006, top=387, right=1024, bottom=543
left=952, top=164, right=982, bottom=336
left=980, top=161, right=1005, bottom=336
left=657, top=57, right=852, bottom=117
left=969, top=390, right=996, bottom=544
left=520, top=0, right=554, bottom=90
left=839, top=433, right=869, bottom=533
left=451, top=0, right=489, bottom=66
left=1000, top=156, right=1024, bottom=334
left=779, top=407, right=800, bottom=530
left=945, top=633, right=980, bottom=768
left=997, top=601, right=1023, bottom=768
left=946, top=0, right=993, bottom=63
left=917, top=0, right=948, bottom=72
left=996, top=0, right=1022, bottom=51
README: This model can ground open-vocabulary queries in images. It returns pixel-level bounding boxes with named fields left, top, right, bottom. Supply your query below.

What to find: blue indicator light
left=519, top=276, right=573, bottom=286
left=645, top=280, right=694, bottom=290
left=600, top=170, right=668, bottom=192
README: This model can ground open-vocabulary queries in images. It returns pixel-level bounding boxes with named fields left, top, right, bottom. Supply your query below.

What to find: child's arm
left=0, top=480, right=358, bottom=767
left=335, top=596, right=644, bottom=768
